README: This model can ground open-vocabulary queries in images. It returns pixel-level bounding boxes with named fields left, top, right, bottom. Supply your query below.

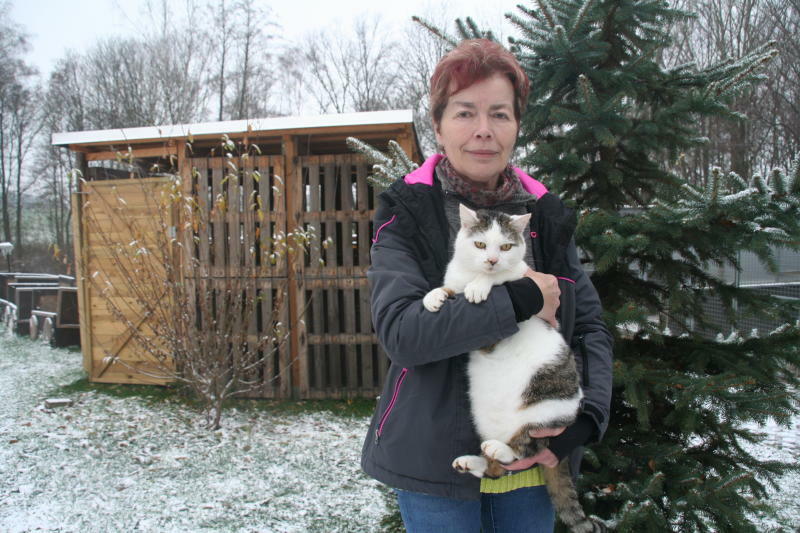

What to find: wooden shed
left=53, top=110, right=421, bottom=399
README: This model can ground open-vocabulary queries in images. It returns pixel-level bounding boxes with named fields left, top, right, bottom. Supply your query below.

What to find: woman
left=361, top=39, right=613, bottom=532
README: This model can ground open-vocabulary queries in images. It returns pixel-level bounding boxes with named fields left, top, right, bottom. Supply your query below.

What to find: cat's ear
left=459, top=204, right=480, bottom=229
left=509, top=213, right=531, bottom=234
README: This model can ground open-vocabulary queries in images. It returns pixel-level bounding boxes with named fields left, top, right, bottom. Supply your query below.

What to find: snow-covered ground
left=0, top=335, right=387, bottom=532
left=1, top=333, right=798, bottom=531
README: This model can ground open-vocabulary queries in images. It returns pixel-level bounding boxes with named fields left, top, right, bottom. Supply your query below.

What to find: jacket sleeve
left=368, top=203, right=520, bottom=368
left=566, top=240, right=614, bottom=441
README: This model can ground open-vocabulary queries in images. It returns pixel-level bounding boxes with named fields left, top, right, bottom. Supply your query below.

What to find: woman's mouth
left=466, top=150, right=498, bottom=159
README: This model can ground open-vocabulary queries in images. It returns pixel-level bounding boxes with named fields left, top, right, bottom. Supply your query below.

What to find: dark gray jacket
left=360, top=156, right=613, bottom=500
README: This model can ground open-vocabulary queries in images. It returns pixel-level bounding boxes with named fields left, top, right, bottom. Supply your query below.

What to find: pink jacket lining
left=404, top=154, right=549, bottom=199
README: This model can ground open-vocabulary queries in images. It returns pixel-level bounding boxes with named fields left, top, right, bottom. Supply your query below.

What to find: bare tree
left=228, top=0, right=278, bottom=119
left=211, top=0, right=233, bottom=121
left=271, top=44, right=306, bottom=116
left=762, top=0, right=800, bottom=171
left=205, top=0, right=280, bottom=120
left=0, top=8, right=38, bottom=253
left=300, top=16, right=404, bottom=114
left=663, top=0, right=797, bottom=184
left=75, top=1, right=209, bottom=129
left=33, top=55, right=87, bottom=262
left=396, top=10, right=453, bottom=154
left=81, top=38, right=166, bottom=128
left=141, top=0, right=210, bottom=124
left=8, top=83, right=41, bottom=254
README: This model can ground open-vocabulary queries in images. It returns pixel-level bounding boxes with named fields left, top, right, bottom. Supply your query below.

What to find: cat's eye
left=474, top=241, right=486, bottom=249
left=500, top=243, right=513, bottom=251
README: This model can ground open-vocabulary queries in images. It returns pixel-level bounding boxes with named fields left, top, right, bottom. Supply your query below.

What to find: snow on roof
left=51, top=109, right=414, bottom=147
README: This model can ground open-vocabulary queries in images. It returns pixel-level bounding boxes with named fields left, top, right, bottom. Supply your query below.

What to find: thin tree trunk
left=217, top=0, right=228, bottom=121
left=0, top=109, right=10, bottom=242
left=14, top=127, right=23, bottom=256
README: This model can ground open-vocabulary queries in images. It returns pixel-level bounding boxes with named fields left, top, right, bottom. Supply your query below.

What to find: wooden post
left=397, top=129, right=415, bottom=164
left=210, top=156, right=226, bottom=278
left=177, top=138, right=195, bottom=340
left=283, top=134, right=307, bottom=399
left=70, top=152, right=92, bottom=375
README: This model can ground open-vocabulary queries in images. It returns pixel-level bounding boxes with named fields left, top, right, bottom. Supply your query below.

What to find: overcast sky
left=10, top=0, right=522, bottom=78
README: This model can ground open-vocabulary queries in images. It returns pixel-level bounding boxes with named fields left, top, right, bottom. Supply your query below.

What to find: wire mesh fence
left=684, top=247, right=800, bottom=339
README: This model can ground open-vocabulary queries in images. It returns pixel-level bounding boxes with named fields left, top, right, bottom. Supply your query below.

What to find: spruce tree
left=357, top=1, right=800, bottom=530
left=496, top=2, right=800, bottom=530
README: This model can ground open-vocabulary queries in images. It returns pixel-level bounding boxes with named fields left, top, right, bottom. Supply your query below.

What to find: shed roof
left=52, top=109, right=414, bottom=147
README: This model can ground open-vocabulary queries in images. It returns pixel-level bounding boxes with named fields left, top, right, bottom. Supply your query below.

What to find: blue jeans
left=395, top=486, right=555, bottom=533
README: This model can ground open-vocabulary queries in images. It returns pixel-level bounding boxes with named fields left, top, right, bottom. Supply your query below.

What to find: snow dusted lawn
left=1, top=333, right=798, bottom=531
left=0, top=334, right=387, bottom=532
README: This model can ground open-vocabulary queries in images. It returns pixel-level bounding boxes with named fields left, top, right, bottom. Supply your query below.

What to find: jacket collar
left=404, top=154, right=549, bottom=199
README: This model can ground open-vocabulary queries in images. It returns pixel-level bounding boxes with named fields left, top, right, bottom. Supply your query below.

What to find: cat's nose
left=487, top=258, right=498, bottom=266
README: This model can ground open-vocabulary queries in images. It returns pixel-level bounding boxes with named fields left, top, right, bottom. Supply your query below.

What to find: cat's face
left=455, top=204, right=530, bottom=274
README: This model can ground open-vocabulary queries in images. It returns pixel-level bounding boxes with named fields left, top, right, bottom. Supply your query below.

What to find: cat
left=423, top=204, right=606, bottom=533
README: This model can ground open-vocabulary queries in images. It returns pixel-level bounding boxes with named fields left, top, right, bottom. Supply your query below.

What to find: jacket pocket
left=375, top=368, right=409, bottom=443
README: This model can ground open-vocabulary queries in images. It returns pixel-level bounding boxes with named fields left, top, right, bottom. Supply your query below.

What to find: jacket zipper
left=375, top=368, right=408, bottom=443
left=578, top=334, right=590, bottom=387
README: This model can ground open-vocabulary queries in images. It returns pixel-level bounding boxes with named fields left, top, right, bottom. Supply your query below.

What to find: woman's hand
left=501, top=427, right=565, bottom=470
left=523, top=269, right=560, bottom=328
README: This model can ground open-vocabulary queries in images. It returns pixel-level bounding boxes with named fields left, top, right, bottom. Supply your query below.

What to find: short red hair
left=430, top=39, right=530, bottom=126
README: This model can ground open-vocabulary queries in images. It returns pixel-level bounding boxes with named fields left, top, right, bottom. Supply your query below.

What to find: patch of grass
left=52, top=377, right=185, bottom=404
left=51, top=377, right=377, bottom=418
left=230, top=396, right=377, bottom=418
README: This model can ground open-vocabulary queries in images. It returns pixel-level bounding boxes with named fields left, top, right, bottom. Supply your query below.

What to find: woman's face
left=434, top=74, right=518, bottom=189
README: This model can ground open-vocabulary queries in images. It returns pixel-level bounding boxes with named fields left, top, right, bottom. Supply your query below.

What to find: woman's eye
left=500, top=243, right=513, bottom=251
left=474, top=241, right=486, bottom=249
left=456, top=110, right=472, bottom=118
left=494, top=112, right=511, bottom=120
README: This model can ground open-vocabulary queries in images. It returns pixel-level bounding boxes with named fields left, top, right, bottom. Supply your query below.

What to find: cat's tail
left=543, top=460, right=608, bottom=533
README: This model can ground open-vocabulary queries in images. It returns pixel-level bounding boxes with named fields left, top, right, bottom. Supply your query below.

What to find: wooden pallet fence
left=295, top=155, right=387, bottom=399
left=185, top=154, right=291, bottom=397
left=57, top=111, right=419, bottom=397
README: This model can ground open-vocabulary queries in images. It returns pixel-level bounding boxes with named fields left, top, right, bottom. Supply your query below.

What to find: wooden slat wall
left=77, top=144, right=403, bottom=399
left=81, top=178, right=171, bottom=384
left=296, top=154, right=387, bottom=399
left=187, top=154, right=290, bottom=398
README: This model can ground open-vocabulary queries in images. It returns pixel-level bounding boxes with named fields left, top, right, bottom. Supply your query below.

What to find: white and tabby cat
left=423, top=204, right=605, bottom=533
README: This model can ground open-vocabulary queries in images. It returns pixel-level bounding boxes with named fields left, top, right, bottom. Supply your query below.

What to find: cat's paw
left=452, top=455, right=488, bottom=478
left=481, top=440, right=517, bottom=464
left=464, top=280, right=491, bottom=304
left=422, top=288, right=449, bottom=312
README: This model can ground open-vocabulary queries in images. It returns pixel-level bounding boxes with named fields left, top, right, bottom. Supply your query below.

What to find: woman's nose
left=474, top=114, right=493, bottom=138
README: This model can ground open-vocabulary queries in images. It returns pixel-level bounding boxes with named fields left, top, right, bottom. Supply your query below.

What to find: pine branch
left=707, top=44, right=778, bottom=97
left=453, top=17, right=495, bottom=41
left=568, top=0, right=596, bottom=38
left=534, top=0, right=558, bottom=29
left=578, top=74, right=597, bottom=114
left=506, top=14, right=552, bottom=44
left=514, top=3, right=541, bottom=22
left=346, top=137, right=418, bottom=188
left=411, top=16, right=459, bottom=48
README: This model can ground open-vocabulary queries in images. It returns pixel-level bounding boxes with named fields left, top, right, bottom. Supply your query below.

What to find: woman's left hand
left=501, top=427, right=565, bottom=470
